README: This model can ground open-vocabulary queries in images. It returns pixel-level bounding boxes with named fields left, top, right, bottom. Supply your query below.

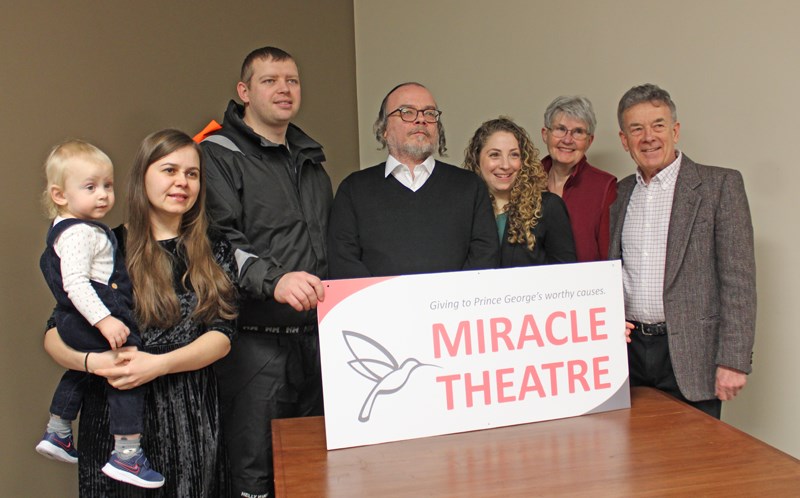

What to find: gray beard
left=389, top=140, right=434, bottom=164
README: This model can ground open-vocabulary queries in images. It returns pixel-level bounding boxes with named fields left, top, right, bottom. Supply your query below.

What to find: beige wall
left=4, top=0, right=797, bottom=493
left=354, top=0, right=800, bottom=457
left=0, top=1, right=357, bottom=495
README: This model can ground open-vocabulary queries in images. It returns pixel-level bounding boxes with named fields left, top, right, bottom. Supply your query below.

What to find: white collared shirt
left=384, top=155, right=436, bottom=192
left=621, top=151, right=682, bottom=323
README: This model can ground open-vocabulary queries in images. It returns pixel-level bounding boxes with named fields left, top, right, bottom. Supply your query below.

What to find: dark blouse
left=499, top=192, right=577, bottom=268
left=75, top=226, right=237, bottom=497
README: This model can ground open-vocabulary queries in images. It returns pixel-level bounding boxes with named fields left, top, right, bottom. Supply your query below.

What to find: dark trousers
left=628, top=329, right=722, bottom=419
left=215, top=330, right=324, bottom=498
left=50, top=370, right=145, bottom=435
left=50, top=313, right=144, bottom=435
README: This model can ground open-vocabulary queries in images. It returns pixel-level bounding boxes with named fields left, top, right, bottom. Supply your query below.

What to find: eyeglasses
left=388, top=107, right=442, bottom=123
left=547, top=125, right=590, bottom=141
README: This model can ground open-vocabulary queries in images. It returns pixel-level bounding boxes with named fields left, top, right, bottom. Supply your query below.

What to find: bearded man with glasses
left=327, top=82, right=498, bottom=278
left=541, top=95, right=618, bottom=262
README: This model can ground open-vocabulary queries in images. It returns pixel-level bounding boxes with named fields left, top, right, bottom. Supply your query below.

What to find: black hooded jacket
left=201, top=100, right=333, bottom=328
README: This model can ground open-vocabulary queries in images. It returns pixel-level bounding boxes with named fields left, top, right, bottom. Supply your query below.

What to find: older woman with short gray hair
left=541, top=96, right=617, bottom=262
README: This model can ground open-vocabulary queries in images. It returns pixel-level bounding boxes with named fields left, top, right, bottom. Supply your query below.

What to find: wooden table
left=272, top=387, right=800, bottom=497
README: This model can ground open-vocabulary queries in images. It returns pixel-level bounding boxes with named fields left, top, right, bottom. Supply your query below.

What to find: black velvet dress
left=76, top=227, right=236, bottom=497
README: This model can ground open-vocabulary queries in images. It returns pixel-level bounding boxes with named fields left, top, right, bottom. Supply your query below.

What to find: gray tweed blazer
left=609, top=154, right=757, bottom=401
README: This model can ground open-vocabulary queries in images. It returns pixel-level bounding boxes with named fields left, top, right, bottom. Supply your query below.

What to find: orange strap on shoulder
left=193, top=120, right=223, bottom=143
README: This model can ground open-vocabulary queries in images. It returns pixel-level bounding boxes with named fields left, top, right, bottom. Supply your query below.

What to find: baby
left=36, top=140, right=164, bottom=489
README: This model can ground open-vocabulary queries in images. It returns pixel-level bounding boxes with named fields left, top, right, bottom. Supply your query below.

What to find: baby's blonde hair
left=42, top=140, right=113, bottom=219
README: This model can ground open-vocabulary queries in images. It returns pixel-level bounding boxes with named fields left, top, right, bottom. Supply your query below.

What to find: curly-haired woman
left=465, top=117, right=576, bottom=267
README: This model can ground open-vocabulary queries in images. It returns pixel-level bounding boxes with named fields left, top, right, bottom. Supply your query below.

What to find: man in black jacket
left=201, top=46, right=332, bottom=498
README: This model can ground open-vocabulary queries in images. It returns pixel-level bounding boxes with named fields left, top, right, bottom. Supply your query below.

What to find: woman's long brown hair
left=126, top=129, right=236, bottom=329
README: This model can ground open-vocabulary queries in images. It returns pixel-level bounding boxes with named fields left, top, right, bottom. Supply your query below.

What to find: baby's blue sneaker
left=101, top=449, right=165, bottom=489
left=36, top=431, right=79, bottom=463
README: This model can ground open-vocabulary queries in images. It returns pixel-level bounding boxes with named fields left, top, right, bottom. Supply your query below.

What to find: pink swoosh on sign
left=318, top=276, right=395, bottom=324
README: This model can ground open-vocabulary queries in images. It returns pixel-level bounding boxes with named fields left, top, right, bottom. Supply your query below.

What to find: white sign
left=318, top=261, right=629, bottom=450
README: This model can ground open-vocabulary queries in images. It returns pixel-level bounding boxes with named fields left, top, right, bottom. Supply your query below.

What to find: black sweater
left=499, top=192, right=577, bottom=268
left=327, top=161, right=500, bottom=278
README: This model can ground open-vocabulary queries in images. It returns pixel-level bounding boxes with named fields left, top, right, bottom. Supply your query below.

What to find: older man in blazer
left=609, top=84, right=756, bottom=418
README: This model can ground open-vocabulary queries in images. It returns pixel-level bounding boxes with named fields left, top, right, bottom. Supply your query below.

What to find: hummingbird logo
left=343, top=330, right=436, bottom=422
